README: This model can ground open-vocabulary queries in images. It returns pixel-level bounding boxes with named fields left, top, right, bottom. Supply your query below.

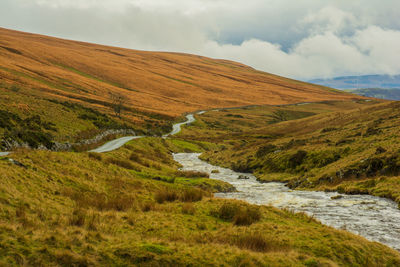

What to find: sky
left=1, top=0, right=400, bottom=80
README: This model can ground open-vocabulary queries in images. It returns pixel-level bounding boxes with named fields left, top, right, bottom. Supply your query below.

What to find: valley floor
left=1, top=136, right=400, bottom=266
left=1, top=99, right=400, bottom=266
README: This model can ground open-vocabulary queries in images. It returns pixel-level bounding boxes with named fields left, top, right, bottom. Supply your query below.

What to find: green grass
left=0, top=135, right=399, bottom=265
left=178, top=100, right=400, bottom=205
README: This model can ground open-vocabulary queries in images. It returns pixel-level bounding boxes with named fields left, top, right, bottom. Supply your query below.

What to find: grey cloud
left=0, top=0, right=399, bottom=79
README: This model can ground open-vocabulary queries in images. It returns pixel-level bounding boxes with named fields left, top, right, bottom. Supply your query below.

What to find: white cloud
left=0, top=0, right=399, bottom=79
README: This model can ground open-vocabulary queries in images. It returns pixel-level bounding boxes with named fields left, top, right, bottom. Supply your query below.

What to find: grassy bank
left=1, top=136, right=399, bottom=266
left=177, top=100, right=400, bottom=206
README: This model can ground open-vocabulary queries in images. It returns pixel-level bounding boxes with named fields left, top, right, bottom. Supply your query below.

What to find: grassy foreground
left=1, top=137, right=399, bottom=266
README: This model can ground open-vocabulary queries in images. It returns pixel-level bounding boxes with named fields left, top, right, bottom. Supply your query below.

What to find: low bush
left=288, top=150, right=307, bottom=169
left=180, top=188, right=204, bottom=202
left=233, top=206, right=261, bottom=226
left=212, top=202, right=261, bottom=226
left=155, top=188, right=179, bottom=203
left=232, top=232, right=270, bottom=252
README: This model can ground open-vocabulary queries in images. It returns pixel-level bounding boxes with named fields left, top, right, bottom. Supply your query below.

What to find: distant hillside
left=0, top=27, right=360, bottom=118
left=0, top=27, right=363, bottom=147
left=310, top=74, right=400, bottom=89
left=348, top=88, right=400, bottom=100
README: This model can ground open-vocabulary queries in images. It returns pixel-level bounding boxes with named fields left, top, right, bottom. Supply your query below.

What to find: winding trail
left=0, top=111, right=202, bottom=156
left=91, top=111, right=202, bottom=153
left=89, top=136, right=144, bottom=153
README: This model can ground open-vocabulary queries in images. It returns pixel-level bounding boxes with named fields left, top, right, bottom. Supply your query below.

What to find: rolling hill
left=1, top=28, right=399, bottom=266
left=0, top=27, right=360, bottom=121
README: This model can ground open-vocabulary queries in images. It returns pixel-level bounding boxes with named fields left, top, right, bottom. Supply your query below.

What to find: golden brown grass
left=0, top=26, right=363, bottom=124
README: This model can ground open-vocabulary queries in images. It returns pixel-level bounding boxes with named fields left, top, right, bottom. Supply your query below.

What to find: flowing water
left=173, top=153, right=400, bottom=250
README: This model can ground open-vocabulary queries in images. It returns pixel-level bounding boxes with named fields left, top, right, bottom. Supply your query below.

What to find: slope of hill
left=0, top=28, right=360, bottom=130
left=347, top=88, right=400, bottom=100
left=177, top=100, right=400, bottom=205
left=309, top=74, right=400, bottom=89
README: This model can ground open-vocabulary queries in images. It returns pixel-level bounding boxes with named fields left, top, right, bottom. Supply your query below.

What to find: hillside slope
left=177, top=100, right=400, bottom=205
left=0, top=27, right=360, bottom=119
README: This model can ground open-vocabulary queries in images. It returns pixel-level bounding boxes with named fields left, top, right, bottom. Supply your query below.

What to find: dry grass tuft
left=155, top=188, right=179, bottom=203
left=180, top=188, right=205, bottom=202
left=181, top=203, right=196, bottom=215
left=175, top=170, right=209, bottom=178
left=88, top=152, right=102, bottom=161
left=140, top=201, right=155, bottom=212
left=212, top=202, right=261, bottom=226
left=232, top=232, right=280, bottom=252
left=155, top=187, right=207, bottom=203
left=69, top=208, right=86, bottom=227
left=63, top=189, right=135, bottom=211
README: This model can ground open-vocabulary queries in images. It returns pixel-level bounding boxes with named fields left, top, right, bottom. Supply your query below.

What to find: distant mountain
left=309, top=74, right=400, bottom=89
left=347, top=88, right=400, bottom=100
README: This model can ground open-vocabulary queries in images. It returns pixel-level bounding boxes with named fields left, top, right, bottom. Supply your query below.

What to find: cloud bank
left=0, top=0, right=399, bottom=79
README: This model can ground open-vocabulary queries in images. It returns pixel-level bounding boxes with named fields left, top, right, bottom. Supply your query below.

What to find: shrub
left=212, top=202, right=261, bottom=226
left=233, top=206, right=261, bottom=226
left=180, top=188, right=204, bottom=202
left=288, top=150, right=307, bottom=169
left=213, top=202, right=240, bottom=221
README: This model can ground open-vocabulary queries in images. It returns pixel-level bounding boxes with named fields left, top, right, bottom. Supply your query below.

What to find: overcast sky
left=1, top=0, right=400, bottom=80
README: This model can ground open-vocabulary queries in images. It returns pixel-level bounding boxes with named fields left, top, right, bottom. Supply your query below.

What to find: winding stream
left=174, top=153, right=400, bottom=251
left=4, top=109, right=400, bottom=250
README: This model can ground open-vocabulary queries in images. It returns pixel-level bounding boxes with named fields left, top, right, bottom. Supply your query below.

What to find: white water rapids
left=174, top=153, right=400, bottom=251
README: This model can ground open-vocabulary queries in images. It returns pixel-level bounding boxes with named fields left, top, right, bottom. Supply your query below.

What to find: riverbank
left=1, top=138, right=399, bottom=265
left=174, top=153, right=400, bottom=251
left=176, top=100, right=400, bottom=206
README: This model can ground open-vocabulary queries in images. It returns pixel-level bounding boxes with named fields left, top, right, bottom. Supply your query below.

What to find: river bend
left=173, top=152, right=400, bottom=251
